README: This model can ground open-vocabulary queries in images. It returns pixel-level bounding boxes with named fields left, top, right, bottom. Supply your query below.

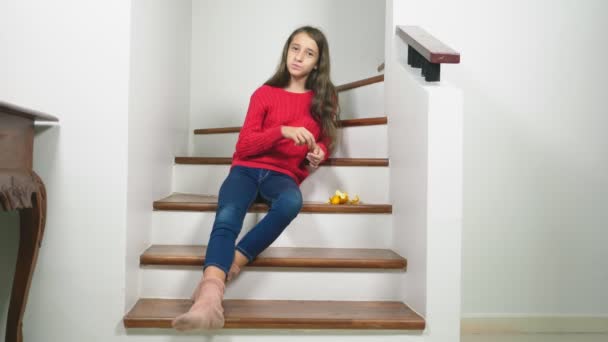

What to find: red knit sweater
left=232, top=85, right=331, bottom=185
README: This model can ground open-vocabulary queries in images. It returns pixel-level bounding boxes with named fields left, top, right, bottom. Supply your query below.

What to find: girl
left=172, top=25, right=340, bottom=331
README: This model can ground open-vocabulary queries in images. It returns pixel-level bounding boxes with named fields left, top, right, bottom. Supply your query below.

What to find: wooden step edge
left=152, top=200, right=392, bottom=214
left=194, top=116, right=387, bottom=135
left=140, top=246, right=407, bottom=270
left=175, top=157, right=389, bottom=167
left=123, top=299, right=426, bottom=330
left=175, top=157, right=232, bottom=164
left=336, top=74, right=385, bottom=92
left=339, top=116, right=387, bottom=127
left=194, top=126, right=241, bottom=134
left=141, top=256, right=406, bottom=269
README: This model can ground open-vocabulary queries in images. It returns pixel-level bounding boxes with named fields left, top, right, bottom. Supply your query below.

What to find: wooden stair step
left=336, top=74, right=385, bottom=92
left=153, top=193, right=392, bottom=214
left=141, top=245, right=406, bottom=269
left=123, top=298, right=425, bottom=330
left=174, top=157, right=388, bottom=167
left=194, top=116, right=387, bottom=135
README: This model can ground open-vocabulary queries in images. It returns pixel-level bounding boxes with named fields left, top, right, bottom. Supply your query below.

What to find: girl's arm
left=234, top=90, right=284, bottom=158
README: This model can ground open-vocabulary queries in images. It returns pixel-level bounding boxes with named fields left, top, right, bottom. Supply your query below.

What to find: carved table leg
left=6, top=173, right=46, bottom=342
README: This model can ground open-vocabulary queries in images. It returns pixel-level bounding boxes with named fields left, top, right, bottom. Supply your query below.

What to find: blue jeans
left=204, top=165, right=303, bottom=276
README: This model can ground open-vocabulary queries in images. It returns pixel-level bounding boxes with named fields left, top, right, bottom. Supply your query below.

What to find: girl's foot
left=172, top=277, right=225, bottom=331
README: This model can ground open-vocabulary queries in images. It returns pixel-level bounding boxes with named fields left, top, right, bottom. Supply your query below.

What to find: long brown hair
left=265, top=26, right=340, bottom=151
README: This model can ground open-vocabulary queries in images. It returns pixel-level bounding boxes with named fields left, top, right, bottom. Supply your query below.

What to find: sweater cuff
left=270, top=126, right=284, bottom=142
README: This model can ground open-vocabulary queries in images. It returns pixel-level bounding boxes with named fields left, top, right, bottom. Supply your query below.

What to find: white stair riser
left=151, top=211, right=392, bottom=248
left=141, top=268, right=405, bottom=300
left=339, top=82, right=385, bottom=119
left=172, top=165, right=390, bottom=203
left=191, top=124, right=388, bottom=158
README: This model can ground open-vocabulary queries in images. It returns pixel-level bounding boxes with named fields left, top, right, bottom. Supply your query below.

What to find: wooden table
left=1, top=101, right=58, bottom=342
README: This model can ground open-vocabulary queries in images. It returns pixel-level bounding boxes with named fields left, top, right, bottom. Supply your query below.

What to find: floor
left=462, top=334, right=608, bottom=342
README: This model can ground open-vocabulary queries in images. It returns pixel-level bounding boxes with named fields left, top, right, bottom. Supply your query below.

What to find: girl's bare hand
left=306, top=144, right=325, bottom=168
left=280, top=126, right=315, bottom=149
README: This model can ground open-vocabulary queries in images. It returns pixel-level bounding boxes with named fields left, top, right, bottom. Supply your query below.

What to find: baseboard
left=461, top=315, right=608, bottom=334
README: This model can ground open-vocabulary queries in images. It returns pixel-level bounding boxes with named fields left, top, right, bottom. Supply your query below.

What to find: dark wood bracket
left=408, top=45, right=441, bottom=82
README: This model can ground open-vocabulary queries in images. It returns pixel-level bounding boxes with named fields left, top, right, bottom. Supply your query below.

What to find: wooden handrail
left=194, top=116, right=387, bottom=135
left=396, top=25, right=460, bottom=82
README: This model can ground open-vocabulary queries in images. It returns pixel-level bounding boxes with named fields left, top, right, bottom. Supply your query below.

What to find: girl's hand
left=281, top=126, right=315, bottom=149
left=307, top=144, right=325, bottom=168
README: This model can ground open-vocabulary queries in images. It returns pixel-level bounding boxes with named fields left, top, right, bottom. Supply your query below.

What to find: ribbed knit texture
left=232, top=85, right=330, bottom=185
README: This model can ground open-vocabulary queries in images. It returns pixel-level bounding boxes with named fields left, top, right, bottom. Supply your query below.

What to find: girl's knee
left=215, top=204, right=245, bottom=223
left=277, top=190, right=303, bottom=219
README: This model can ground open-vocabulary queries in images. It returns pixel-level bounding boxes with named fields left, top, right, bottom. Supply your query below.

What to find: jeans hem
left=203, top=262, right=230, bottom=277
left=235, top=246, right=254, bottom=263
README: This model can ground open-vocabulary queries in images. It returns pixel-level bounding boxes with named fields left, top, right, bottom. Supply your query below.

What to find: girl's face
left=286, top=32, right=319, bottom=80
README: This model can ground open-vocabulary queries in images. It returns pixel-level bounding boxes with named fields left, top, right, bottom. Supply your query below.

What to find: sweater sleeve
left=234, top=88, right=284, bottom=158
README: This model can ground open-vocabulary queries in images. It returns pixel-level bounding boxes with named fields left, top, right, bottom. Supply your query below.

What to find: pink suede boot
left=189, top=264, right=241, bottom=301
left=172, top=277, right=225, bottom=331
left=226, top=263, right=242, bottom=282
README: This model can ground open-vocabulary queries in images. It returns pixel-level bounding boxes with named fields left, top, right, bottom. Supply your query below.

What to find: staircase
left=123, top=74, right=427, bottom=331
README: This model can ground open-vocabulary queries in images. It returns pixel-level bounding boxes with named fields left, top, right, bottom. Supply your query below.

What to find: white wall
left=385, top=24, right=429, bottom=318
left=386, top=3, right=463, bottom=340
left=126, top=0, right=192, bottom=311
left=189, top=0, right=385, bottom=138
left=0, top=1, right=131, bottom=341
left=393, top=0, right=608, bottom=316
